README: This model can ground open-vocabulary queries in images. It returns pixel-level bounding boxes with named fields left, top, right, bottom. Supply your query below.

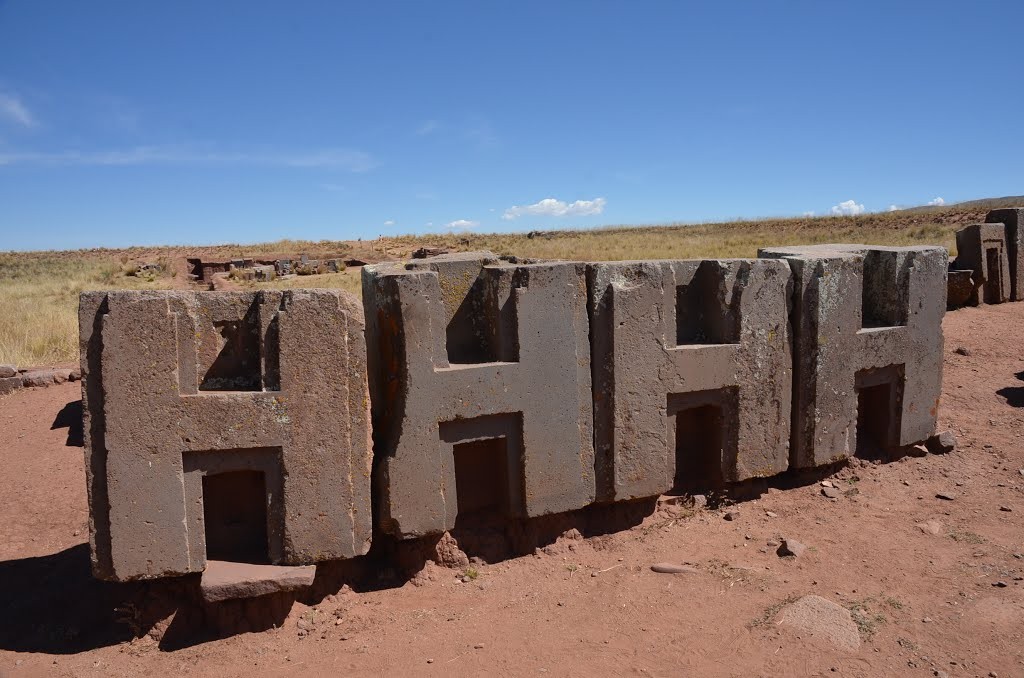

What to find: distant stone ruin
left=947, top=208, right=1024, bottom=309
left=78, top=238, right=963, bottom=601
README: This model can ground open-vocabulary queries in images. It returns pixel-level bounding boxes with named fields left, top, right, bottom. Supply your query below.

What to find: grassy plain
left=0, top=199, right=1016, bottom=366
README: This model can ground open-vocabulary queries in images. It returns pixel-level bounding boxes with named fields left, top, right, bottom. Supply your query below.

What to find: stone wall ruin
left=78, top=240, right=959, bottom=590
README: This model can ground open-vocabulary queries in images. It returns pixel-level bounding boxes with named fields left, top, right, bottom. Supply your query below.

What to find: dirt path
left=1, top=303, right=1023, bottom=677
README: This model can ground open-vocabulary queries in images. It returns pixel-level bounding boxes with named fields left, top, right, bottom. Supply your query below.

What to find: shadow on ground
left=50, top=399, right=83, bottom=447
left=0, top=544, right=133, bottom=654
left=996, top=371, right=1024, bottom=408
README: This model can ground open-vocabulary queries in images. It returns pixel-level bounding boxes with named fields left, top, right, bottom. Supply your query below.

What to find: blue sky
left=1, top=2, right=1022, bottom=251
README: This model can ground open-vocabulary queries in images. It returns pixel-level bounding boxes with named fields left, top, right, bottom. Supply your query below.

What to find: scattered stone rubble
left=70, top=226, right=1000, bottom=601
left=0, top=364, right=80, bottom=395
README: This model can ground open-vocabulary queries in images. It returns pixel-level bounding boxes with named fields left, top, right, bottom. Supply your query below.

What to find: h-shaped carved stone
left=80, top=289, right=371, bottom=581
left=759, top=245, right=945, bottom=467
left=589, top=258, right=793, bottom=501
left=363, top=253, right=594, bottom=538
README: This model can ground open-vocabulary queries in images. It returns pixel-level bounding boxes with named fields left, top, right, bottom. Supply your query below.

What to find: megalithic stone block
left=985, top=208, right=1024, bottom=301
left=955, top=224, right=1010, bottom=305
left=588, top=259, right=793, bottom=502
left=79, top=289, right=371, bottom=581
left=363, top=252, right=595, bottom=539
left=758, top=245, right=945, bottom=468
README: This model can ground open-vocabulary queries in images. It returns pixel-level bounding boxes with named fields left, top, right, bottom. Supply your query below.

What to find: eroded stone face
left=955, top=224, right=1010, bottom=305
left=985, top=208, right=1024, bottom=301
left=362, top=252, right=595, bottom=538
left=758, top=244, right=946, bottom=468
left=79, top=289, right=372, bottom=581
left=588, top=258, right=793, bottom=501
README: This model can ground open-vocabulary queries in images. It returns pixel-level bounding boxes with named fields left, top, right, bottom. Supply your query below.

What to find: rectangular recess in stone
left=675, top=261, right=741, bottom=345
left=589, top=258, right=792, bottom=502
left=364, top=252, right=594, bottom=538
left=759, top=244, right=944, bottom=469
left=854, top=365, right=905, bottom=458
left=440, top=413, right=525, bottom=529
left=183, top=446, right=284, bottom=566
left=861, top=250, right=910, bottom=328
left=668, top=386, right=739, bottom=493
left=985, top=208, right=1024, bottom=300
left=78, top=289, right=372, bottom=581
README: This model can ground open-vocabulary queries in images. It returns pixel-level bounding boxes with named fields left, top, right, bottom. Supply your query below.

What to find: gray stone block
left=946, top=269, right=975, bottom=311
left=0, top=376, right=22, bottom=396
left=759, top=244, right=945, bottom=467
left=78, top=289, right=372, bottom=581
left=363, top=252, right=595, bottom=538
left=955, top=224, right=1010, bottom=305
left=588, top=259, right=793, bottom=500
left=985, top=208, right=1024, bottom=301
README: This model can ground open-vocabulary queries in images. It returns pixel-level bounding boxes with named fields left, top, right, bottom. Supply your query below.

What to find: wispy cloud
left=0, top=145, right=377, bottom=170
left=464, top=118, right=498, bottom=149
left=383, top=219, right=395, bottom=226
left=0, top=92, right=37, bottom=128
left=802, top=211, right=815, bottom=217
left=926, top=196, right=945, bottom=207
left=416, top=120, right=439, bottom=136
left=445, top=219, right=479, bottom=231
left=503, top=196, right=607, bottom=220
left=830, top=199, right=865, bottom=216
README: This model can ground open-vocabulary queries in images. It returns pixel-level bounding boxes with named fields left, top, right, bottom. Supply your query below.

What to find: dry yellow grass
left=0, top=201, right=1011, bottom=367
left=0, top=254, right=177, bottom=366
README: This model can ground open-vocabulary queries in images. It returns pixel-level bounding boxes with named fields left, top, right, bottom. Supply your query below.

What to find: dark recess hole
left=202, top=470, right=269, bottom=564
left=453, top=438, right=510, bottom=529
left=673, top=403, right=726, bottom=493
left=984, top=247, right=1003, bottom=304
left=675, top=262, right=739, bottom=345
left=854, top=366, right=904, bottom=460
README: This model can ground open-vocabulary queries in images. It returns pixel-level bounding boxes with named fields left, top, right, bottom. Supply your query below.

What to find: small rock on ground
left=821, top=486, right=842, bottom=499
left=777, top=539, right=807, bottom=558
left=650, top=562, right=698, bottom=574
left=927, top=431, right=957, bottom=454
left=936, top=492, right=957, bottom=501
left=0, top=364, right=16, bottom=378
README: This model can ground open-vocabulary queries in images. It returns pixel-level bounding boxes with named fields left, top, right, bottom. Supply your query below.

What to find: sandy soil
left=1, top=302, right=1023, bottom=677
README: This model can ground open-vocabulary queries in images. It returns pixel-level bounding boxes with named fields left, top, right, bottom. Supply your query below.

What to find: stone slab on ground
left=200, top=560, right=317, bottom=603
left=776, top=594, right=861, bottom=652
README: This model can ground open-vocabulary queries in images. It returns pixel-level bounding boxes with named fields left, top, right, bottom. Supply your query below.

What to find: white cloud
left=926, top=196, right=945, bottom=206
left=830, top=199, right=865, bottom=216
left=0, top=92, right=37, bottom=128
left=445, top=219, right=479, bottom=231
left=0, top=145, right=376, bottom=171
left=888, top=204, right=901, bottom=212
left=802, top=211, right=815, bottom=217
left=383, top=220, right=394, bottom=226
left=502, top=196, right=607, bottom=220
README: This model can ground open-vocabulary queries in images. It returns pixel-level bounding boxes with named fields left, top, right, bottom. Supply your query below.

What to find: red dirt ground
left=1, top=303, right=1023, bottom=677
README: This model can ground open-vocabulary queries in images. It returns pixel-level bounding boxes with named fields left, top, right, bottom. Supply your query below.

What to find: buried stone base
left=200, top=560, right=317, bottom=603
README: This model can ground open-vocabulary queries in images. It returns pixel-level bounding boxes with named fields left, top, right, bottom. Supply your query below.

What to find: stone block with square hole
left=588, top=259, right=793, bottom=502
left=984, top=208, right=1024, bottom=301
left=758, top=245, right=945, bottom=467
left=955, top=224, right=1010, bottom=305
left=362, top=252, right=594, bottom=538
left=78, top=289, right=372, bottom=581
